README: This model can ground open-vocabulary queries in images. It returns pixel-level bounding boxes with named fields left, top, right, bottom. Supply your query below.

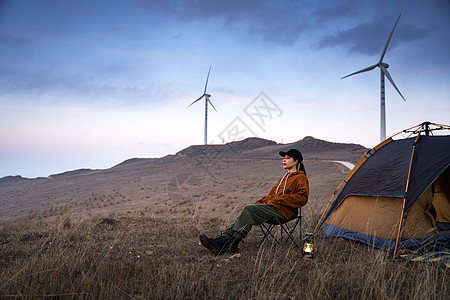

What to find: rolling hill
left=0, top=136, right=367, bottom=223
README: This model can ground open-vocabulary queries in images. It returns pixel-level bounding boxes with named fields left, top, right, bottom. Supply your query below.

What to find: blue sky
left=1, top=0, right=449, bottom=178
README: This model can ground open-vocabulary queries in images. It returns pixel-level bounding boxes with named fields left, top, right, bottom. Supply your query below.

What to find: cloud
left=135, top=0, right=448, bottom=53
left=314, top=0, right=362, bottom=22
left=313, top=0, right=450, bottom=56
left=314, top=17, right=429, bottom=56
left=0, top=31, right=30, bottom=45
left=0, top=65, right=155, bottom=107
left=136, top=0, right=450, bottom=57
left=136, top=0, right=314, bottom=46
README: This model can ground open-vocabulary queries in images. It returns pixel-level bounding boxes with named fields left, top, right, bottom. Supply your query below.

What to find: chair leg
left=277, top=222, right=299, bottom=249
left=258, top=215, right=302, bottom=249
left=259, top=223, right=282, bottom=248
left=275, top=218, right=302, bottom=249
left=258, top=224, right=273, bottom=248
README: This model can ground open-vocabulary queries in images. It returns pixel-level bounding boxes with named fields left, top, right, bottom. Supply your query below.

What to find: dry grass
left=0, top=145, right=447, bottom=298
left=1, top=209, right=448, bottom=299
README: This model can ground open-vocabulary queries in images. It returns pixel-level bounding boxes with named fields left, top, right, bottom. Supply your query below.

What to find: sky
left=0, top=0, right=449, bottom=178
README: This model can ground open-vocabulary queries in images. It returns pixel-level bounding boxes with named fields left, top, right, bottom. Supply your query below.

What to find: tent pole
left=390, top=124, right=419, bottom=139
left=393, top=199, right=406, bottom=259
left=424, top=121, right=431, bottom=136
left=393, top=134, right=421, bottom=259
left=399, top=122, right=450, bottom=139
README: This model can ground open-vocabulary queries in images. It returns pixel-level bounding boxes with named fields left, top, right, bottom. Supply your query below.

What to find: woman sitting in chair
left=199, top=148, right=309, bottom=255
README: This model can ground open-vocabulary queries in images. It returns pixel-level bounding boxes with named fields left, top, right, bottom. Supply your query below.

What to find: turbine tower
left=188, top=66, right=217, bottom=145
left=342, top=14, right=406, bottom=142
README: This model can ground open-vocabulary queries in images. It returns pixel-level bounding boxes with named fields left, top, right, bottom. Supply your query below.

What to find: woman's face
left=282, top=155, right=298, bottom=170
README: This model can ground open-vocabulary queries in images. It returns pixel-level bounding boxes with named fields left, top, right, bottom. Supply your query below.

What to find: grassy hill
left=0, top=136, right=366, bottom=223
left=1, top=137, right=447, bottom=298
left=1, top=214, right=448, bottom=299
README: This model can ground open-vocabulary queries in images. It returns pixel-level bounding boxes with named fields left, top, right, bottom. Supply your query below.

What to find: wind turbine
left=188, top=66, right=217, bottom=145
left=342, top=14, right=406, bottom=142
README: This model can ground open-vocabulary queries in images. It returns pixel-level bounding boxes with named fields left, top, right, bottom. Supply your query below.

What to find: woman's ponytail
left=297, top=162, right=306, bottom=175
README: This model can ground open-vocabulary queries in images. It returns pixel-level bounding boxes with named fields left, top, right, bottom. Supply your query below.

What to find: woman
left=199, top=148, right=309, bottom=254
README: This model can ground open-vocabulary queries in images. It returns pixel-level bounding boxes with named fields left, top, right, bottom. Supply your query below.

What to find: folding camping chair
left=257, top=208, right=302, bottom=249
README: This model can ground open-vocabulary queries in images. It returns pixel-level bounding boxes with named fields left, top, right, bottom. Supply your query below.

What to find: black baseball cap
left=279, top=149, right=303, bottom=162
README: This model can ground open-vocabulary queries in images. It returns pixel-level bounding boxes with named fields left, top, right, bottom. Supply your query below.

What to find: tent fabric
left=401, top=186, right=437, bottom=239
left=319, top=135, right=450, bottom=228
left=327, top=193, right=439, bottom=240
left=319, top=133, right=450, bottom=251
left=327, top=195, right=402, bottom=239
left=431, top=173, right=450, bottom=223
left=405, top=136, right=450, bottom=212
left=323, top=224, right=450, bottom=251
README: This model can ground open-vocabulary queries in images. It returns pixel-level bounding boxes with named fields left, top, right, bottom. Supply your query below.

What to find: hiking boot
left=220, top=237, right=241, bottom=254
left=199, top=234, right=228, bottom=255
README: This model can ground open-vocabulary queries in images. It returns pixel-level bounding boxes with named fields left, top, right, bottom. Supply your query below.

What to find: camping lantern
left=302, top=232, right=314, bottom=259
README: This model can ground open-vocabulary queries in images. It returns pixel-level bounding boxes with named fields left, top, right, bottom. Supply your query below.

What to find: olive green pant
left=222, top=204, right=286, bottom=240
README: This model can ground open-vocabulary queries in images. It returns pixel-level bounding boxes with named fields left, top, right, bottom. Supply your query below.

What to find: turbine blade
left=341, top=64, right=377, bottom=79
left=379, top=14, right=401, bottom=63
left=207, top=98, right=218, bottom=112
left=188, top=95, right=204, bottom=107
left=379, top=64, right=406, bottom=101
left=203, top=65, right=211, bottom=95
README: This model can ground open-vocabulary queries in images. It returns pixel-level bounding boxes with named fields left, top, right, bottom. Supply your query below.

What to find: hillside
left=176, top=136, right=366, bottom=161
left=0, top=137, right=447, bottom=299
left=0, top=136, right=367, bottom=223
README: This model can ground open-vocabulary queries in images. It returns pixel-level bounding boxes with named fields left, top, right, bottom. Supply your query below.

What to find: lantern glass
left=302, top=232, right=314, bottom=259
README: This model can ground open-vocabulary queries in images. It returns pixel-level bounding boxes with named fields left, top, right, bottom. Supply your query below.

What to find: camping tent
left=315, top=122, right=450, bottom=257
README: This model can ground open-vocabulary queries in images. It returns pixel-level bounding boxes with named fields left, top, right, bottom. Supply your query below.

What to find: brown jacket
left=255, top=170, right=309, bottom=219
